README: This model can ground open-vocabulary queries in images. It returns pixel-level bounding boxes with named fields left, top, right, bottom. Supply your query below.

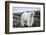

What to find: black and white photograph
left=5, top=1, right=45, bottom=34
left=13, top=7, right=40, bottom=27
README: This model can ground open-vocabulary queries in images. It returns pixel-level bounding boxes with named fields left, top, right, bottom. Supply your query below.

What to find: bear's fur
left=21, top=12, right=35, bottom=26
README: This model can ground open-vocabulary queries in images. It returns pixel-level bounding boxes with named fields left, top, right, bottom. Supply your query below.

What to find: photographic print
left=13, top=7, right=40, bottom=27
left=5, top=1, right=45, bottom=34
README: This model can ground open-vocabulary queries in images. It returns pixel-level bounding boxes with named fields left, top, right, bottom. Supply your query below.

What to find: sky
left=13, top=7, right=40, bottom=13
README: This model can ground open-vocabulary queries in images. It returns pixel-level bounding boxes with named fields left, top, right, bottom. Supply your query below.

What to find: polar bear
left=21, top=12, right=35, bottom=26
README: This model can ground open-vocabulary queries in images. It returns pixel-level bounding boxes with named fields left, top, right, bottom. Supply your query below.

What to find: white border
left=9, top=3, right=43, bottom=32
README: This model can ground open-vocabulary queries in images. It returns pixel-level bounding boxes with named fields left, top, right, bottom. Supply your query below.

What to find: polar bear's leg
left=30, top=17, right=34, bottom=26
left=21, top=16, right=24, bottom=26
left=27, top=19, right=31, bottom=26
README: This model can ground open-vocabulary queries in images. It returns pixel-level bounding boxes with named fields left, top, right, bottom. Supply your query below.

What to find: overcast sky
left=13, top=7, right=40, bottom=13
